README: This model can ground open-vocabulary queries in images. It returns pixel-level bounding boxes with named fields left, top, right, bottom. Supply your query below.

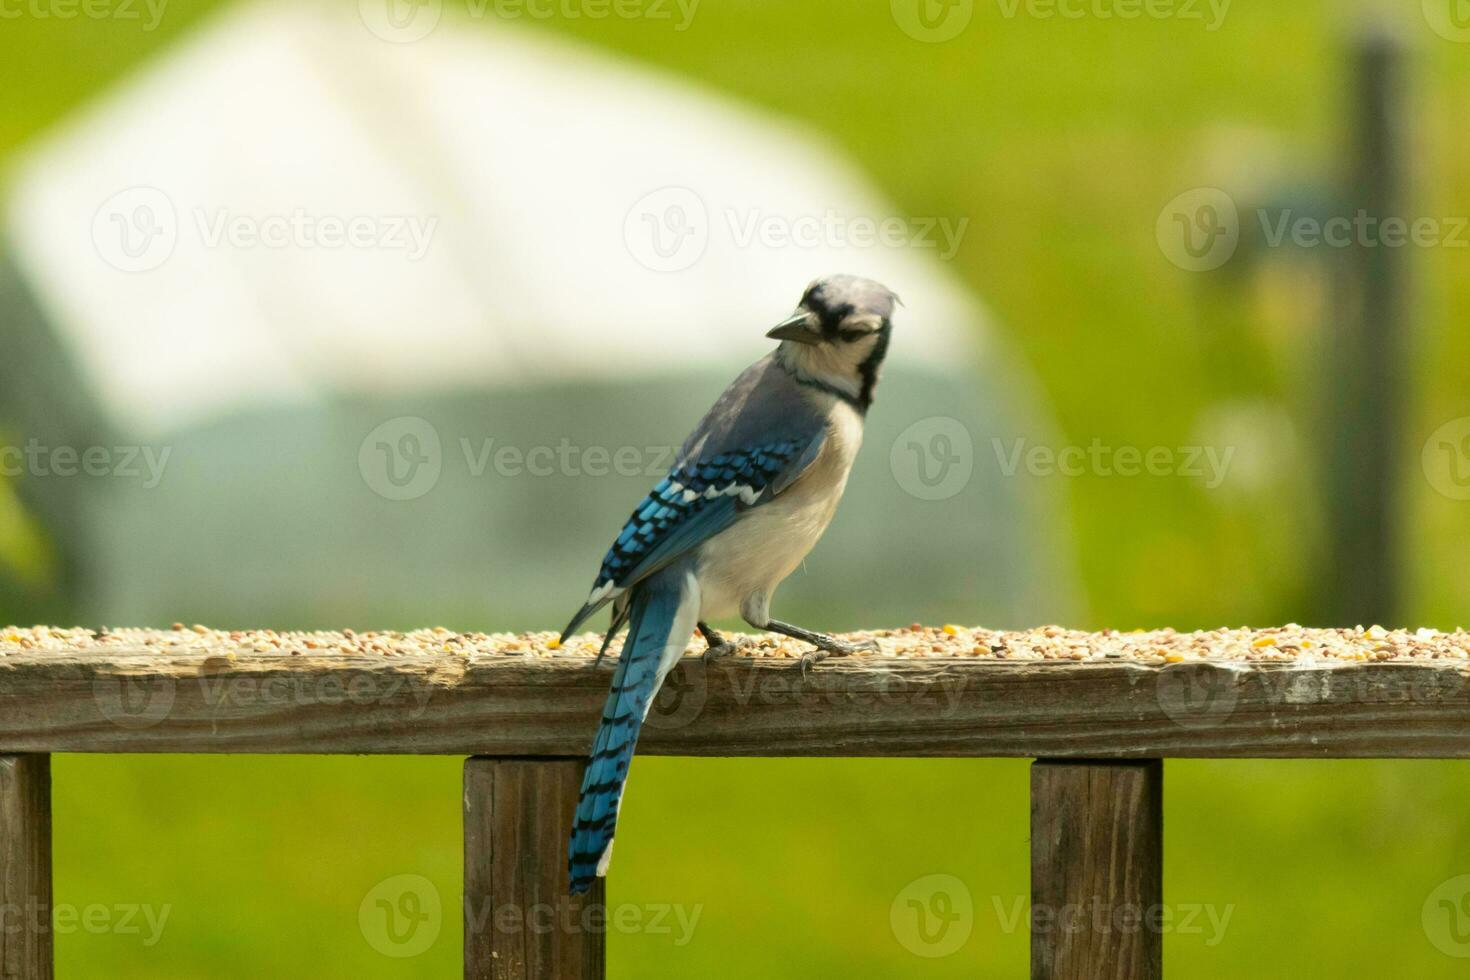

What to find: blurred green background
left=4, top=0, right=1470, bottom=976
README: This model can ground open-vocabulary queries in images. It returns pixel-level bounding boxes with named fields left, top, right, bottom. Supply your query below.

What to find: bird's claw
left=704, top=638, right=752, bottom=662
left=797, top=650, right=827, bottom=675
left=797, top=638, right=877, bottom=675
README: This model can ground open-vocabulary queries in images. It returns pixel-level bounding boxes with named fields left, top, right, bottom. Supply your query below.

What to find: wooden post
left=1322, top=25, right=1407, bottom=626
left=0, top=755, right=52, bottom=980
left=464, top=758, right=605, bottom=980
left=1031, top=760, right=1162, bottom=980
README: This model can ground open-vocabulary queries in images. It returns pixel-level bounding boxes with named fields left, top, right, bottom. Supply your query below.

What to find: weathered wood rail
left=2, top=623, right=1469, bottom=978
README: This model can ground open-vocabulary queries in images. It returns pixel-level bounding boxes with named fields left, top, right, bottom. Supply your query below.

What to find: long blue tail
left=569, top=566, right=698, bottom=894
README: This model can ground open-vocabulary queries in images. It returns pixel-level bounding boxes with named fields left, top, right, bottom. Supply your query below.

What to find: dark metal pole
left=1322, top=26, right=1408, bottom=627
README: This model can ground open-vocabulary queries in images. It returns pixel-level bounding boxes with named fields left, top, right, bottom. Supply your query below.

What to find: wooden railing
left=2, top=623, right=1469, bottom=978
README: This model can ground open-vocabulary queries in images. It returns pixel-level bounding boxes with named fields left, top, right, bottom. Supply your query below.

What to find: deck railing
left=2, top=623, right=1468, bottom=978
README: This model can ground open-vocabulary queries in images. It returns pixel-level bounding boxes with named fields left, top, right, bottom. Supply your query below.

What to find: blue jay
left=560, top=274, right=899, bottom=894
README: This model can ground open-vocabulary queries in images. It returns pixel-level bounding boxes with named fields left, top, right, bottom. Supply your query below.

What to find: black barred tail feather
left=568, top=567, right=699, bottom=894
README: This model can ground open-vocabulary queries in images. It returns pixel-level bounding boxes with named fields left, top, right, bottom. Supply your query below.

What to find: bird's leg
left=698, top=621, right=726, bottom=648
left=698, top=621, right=750, bottom=661
left=760, top=619, right=879, bottom=673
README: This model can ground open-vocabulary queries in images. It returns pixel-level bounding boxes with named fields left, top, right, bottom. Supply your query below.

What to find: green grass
left=8, top=0, right=1470, bottom=975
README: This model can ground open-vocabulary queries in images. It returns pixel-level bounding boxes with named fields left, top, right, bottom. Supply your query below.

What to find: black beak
left=765, top=312, right=819, bottom=345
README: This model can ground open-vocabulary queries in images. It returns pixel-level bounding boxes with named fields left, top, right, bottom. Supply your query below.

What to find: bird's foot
left=698, top=622, right=753, bottom=663
left=797, top=637, right=878, bottom=675
left=705, top=638, right=754, bottom=662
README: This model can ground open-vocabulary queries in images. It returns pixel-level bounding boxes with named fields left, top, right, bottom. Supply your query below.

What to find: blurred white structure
left=0, top=0, right=1072, bottom=630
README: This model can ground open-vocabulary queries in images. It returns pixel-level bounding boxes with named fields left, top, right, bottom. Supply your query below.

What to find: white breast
left=694, top=396, right=864, bottom=623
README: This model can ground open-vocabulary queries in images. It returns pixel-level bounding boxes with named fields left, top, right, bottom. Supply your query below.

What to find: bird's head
left=767, top=274, right=900, bottom=411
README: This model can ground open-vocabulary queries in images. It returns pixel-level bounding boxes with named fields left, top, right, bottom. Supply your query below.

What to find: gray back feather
left=676, top=354, right=828, bottom=466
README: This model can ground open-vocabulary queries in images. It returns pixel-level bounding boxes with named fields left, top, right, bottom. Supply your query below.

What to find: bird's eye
left=837, top=328, right=867, bottom=343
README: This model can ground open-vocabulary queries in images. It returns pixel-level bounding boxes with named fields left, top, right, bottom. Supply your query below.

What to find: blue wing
left=560, top=434, right=823, bottom=640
